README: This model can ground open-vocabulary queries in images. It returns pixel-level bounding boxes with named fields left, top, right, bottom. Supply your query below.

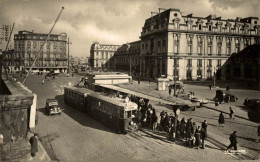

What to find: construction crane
left=22, top=7, right=65, bottom=84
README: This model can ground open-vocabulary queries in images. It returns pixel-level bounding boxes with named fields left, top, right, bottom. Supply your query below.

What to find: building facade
left=4, top=30, right=68, bottom=73
left=138, top=8, right=260, bottom=80
left=90, top=42, right=121, bottom=69
left=227, top=44, right=260, bottom=85
left=113, top=41, right=141, bottom=76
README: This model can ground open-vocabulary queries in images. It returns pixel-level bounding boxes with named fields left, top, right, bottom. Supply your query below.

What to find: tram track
left=126, top=130, right=195, bottom=161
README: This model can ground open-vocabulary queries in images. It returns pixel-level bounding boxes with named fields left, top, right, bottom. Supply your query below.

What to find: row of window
left=15, top=41, right=66, bottom=48
left=14, top=35, right=60, bottom=41
left=183, top=59, right=222, bottom=67
left=14, top=47, right=66, bottom=53
left=95, top=52, right=113, bottom=59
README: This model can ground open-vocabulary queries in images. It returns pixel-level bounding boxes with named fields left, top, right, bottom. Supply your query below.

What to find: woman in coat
left=195, top=126, right=201, bottom=149
left=218, top=112, right=225, bottom=126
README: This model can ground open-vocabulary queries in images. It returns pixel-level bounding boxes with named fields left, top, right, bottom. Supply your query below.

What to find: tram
left=64, top=86, right=138, bottom=133
left=64, top=86, right=94, bottom=112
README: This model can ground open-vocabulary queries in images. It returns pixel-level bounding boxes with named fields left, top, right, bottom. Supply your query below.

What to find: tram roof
left=88, top=92, right=138, bottom=110
left=95, top=84, right=194, bottom=106
left=64, top=86, right=94, bottom=95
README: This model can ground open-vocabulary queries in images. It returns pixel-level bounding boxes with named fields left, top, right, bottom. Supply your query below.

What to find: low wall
left=0, top=75, right=34, bottom=161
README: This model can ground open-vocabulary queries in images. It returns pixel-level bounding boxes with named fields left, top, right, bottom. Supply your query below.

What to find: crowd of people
left=127, top=95, right=208, bottom=149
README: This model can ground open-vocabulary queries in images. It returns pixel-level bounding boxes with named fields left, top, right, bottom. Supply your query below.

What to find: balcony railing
left=187, top=64, right=192, bottom=67
left=197, top=64, right=202, bottom=67
left=226, top=43, right=231, bottom=46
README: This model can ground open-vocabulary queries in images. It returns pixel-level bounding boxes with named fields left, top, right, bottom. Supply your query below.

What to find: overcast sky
left=0, top=0, right=259, bottom=57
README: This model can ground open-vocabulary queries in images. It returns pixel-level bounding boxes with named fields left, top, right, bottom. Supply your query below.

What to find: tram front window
left=126, top=111, right=131, bottom=118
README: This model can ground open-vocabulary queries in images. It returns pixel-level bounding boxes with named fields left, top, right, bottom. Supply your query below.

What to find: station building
left=90, top=42, right=121, bottom=69
left=139, top=8, right=260, bottom=81
left=3, top=30, right=68, bottom=73
left=114, top=8, right=260, bottom=81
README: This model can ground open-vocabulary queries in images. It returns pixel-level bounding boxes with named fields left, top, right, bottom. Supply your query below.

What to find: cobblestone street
left=14, top=73, right=260, bottom=161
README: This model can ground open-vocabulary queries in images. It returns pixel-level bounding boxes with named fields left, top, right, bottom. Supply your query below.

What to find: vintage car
left=244, top=99, right=260, bottom=110
left=214, top=90, right=237, bottom=103
left=45, top=99, right=61, bottom=115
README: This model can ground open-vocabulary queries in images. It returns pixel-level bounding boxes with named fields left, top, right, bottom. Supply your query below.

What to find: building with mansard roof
left=90, top=42, right=121, bottom=69
left=139, top=8, right=260, bottom=80
left=3, top=30, right=68, bottom=73
left=113, top=40, right=141, bottom=76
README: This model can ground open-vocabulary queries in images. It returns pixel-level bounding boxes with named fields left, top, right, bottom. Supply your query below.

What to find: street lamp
left=67, top=37, right=72, bottom=74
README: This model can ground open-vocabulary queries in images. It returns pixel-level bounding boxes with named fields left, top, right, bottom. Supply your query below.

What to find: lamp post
left=129, top=55, right=132, bottom=76
left=67, top=37, right=72, bottom=74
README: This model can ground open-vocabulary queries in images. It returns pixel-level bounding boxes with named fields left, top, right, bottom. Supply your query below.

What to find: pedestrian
left=226, top=131, right=238, bottom=151
left=191, top=122, right=197, bottom=135
left=257, top=125, right=260, bottom=142
left=72, top=73, right=74, bottom=77
left=170, top=124, right=176, bottom=142
left=180, top=117, right=186, bottom=139
left=195, top=126, right=201, bottom=149
left=138, top=77, right=140, bottom=85
left=201, top=120, right=208, bottom=134
left=200, top=127, right=207, bottom=149
left=229, top=107, right=234, bottom=119
left=169, top=87, right=172, bottom=95
left=218, top=112, right=225, bottom=126
left=42, top=79, right=44, bottom=84
left=186, top=124, right=192, bottom=147
left=152, top=110, right=158, bottom=131
left=209, top=85, right=212, bottom=90
left=29, top=133, right=39, bottom=157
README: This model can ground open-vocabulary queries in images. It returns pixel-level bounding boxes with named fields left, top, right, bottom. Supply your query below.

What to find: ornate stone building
left=3, top=30, right=68, bottom=73
left=90, top=42, right=121, bottom=69
left=139, top=8, right=260, bottom=80
left=113, top=41, right=141, bottom=76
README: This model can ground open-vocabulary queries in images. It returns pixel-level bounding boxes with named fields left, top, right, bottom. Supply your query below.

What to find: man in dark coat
left=226, top=131, right=238, bottom=151
left=169, top=88, right=172, bottom=95
left=180, top=118, right=186, bottom=139
left=218, top=112, right=225, bottom=126
left=200, top=127, right=207, bottom=149
left=29, top=134, right=39, bottom=157
left=201, top=120, right=208, bottom=137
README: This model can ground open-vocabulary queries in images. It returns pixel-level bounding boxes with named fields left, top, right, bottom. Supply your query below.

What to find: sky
left=0, top=0, right=259, bottom=57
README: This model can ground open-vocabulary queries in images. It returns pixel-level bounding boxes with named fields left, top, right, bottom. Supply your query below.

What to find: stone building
left=227, top=44, right=260, bottom=86
left=139, top=8, right=260, bottom=80
left=113, top=41, right=141, bottom=76
left=90, top=42, right=121, bottom=69
left=3, top=30, right=68, bottom=73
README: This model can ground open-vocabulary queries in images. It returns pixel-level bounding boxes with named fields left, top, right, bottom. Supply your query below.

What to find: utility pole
left=67, top=37, right=72, bottom=74
left=129, top=55, right=132, bottom=76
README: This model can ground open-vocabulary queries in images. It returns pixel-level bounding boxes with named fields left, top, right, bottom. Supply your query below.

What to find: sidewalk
left=22, top=132, right=51, bottom=161
left=117, top=80, right=250, bottom=121
left=116, top=80, right=259, bottom=160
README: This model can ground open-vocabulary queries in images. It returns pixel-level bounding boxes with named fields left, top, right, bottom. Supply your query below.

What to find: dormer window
left=174, top=13, right=178, bottom=17
left=255, top=21, right=257, bottom=24
left=209, top=25, right=212, bottom=31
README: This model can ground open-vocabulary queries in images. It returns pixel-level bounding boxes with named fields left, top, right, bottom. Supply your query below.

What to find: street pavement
left=14, top=73, right=260, bottom=161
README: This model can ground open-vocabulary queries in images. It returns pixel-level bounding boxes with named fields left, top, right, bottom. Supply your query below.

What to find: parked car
left=244, top=99, right=260, bottom=110
left=45, top=99, right=61, bottom=115
left=214, top=90, right=237, bottom=103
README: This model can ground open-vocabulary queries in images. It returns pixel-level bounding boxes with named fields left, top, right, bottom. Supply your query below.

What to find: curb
left=37, top=140, right=52, bottom=161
